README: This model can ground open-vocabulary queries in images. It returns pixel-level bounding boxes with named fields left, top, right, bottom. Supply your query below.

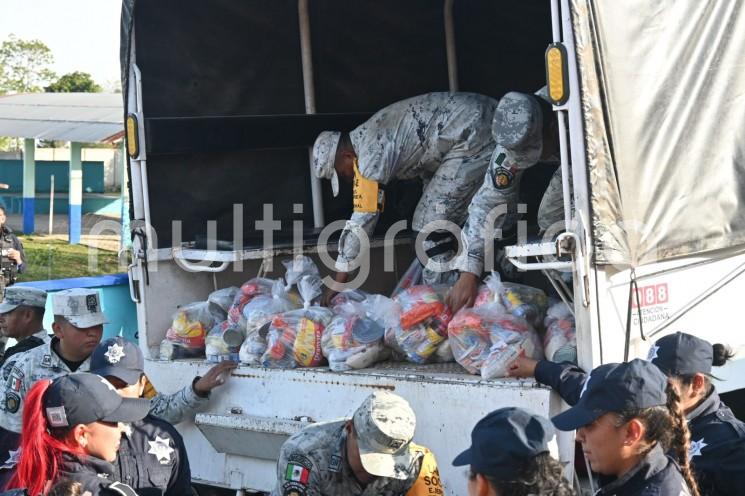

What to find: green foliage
left=18, top=236, right=123, bottom=281
left=45, top=71, right=103, bottom=93
left=0, top=34, right=56, bottom=94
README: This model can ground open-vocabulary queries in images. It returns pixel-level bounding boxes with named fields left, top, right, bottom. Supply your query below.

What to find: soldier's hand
left=446, top=272, right=479, bottom=313
left=6, top=249, right=21, bottom=264
left=507, top=356, right=538, bottom=378
left=193, top=360, right=238, bottom=397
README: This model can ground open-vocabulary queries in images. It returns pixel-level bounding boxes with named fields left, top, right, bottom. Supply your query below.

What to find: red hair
left=6, top=379, right=85, bottom=496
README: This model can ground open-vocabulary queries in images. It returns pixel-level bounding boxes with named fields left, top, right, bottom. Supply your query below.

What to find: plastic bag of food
left=206, top=320, right=244, bottom=362
left=239, top=321, right=271, bottom=366
left=162, top=302, right=217, bottom=359
left=207, top=287, right=239, bottom=322
left=329, top=289, right=370, bottom=313
left=474, top=273, right=548, bottom=328
left=227, top=278, right=276, bottom=327
left=391, top=259, right=424, bottom=297
left=448, top=302, right=543, bottom=378
left=242, top=279, right=298, bottom=334
left=283, top=255, right=320, bottom=287
left=322, top=295, right=398, bottom=371
left=262, top=276, right=334, bottom=368
left=543, top=302, right=577, bottom=363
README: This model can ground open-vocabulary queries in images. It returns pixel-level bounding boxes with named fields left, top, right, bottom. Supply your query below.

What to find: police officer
left=0, top=206, right=25, bottom=275
left=452, top=407, right=573, bottom=496
left=510, top=332, right=744, bottom=496
left=0, top=287, right=49, bottom=366
left=313, top=92, right=498, bottom=300
left=550, top=359, right=698, bottom=495
left=272, top=391, right=443, bottom=496
left=447, top=90, right=559, bottom=313
left=91, top=337, right=191, bottom=496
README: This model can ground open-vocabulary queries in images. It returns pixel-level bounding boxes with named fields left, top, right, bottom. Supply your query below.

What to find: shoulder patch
left=2, top=362, right=16, bottom=381
left=490, top=166, right=515, bottom=190
left=283, top=482, right=308, bottom=496
left=4, top=392, right=20, bottom=413
left=41, top=354, right=53, bottom=367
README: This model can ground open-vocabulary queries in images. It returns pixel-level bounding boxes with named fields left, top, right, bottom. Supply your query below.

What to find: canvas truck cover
left=571, top=0, right=745, bottom=267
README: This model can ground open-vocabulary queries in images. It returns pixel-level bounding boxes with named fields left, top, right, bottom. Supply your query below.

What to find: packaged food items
left=207, top=287, right=239, bottom=322
left=161, top=302, right=218, bottom=359
left=262, top=275, right=333, bottom=368
left=242, top=279, right=298, bottom=333
left=239, top=322, right=271, bottom=366
left=388, top=285, right=453, bottom=364
left=474, top=273, right=548, bottom=328
left=543, top=302, right=577, bottom=363
left=329, top=289, right=369, bottom=313
left=322, top=295, right=398, bottom=371
left=205, top=320, right=244, bottom=362
left=448, top=302, right=544, bottom=378
left=282, top=255, right=320, bottom=287
left=227, top=278, right=275, bottom=328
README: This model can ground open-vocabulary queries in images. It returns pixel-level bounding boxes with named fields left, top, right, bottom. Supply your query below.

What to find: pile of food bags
left=261, top=275, right=333, bottom=368
left=161, top=289, right=230, bottom=360
left=322, top=294, right=398, bottom=371
left=386, top=285, right=453, bottom=364
left=543, top=301, right=577, bottom=363
left=474, top=273, right=549, bottom=327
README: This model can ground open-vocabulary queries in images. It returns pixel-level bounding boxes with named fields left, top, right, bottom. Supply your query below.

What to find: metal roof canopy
left=0, top=93, right=123, bottom=143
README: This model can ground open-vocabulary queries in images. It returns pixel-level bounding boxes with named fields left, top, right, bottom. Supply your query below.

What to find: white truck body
left=122, top=0, right=745, bottom=494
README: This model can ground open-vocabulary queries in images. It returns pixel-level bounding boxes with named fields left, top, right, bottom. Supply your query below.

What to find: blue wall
left=0, top=159, right=104, bottom=193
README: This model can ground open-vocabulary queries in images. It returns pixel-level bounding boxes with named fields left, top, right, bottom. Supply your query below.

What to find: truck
left=120, top=0, right=745, bottom=494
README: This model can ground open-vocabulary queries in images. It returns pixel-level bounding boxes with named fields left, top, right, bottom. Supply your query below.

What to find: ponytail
left=665, top=382, right=700, bottom=496
left=712, top=344, right=735, bottom=367
left=5, top=380, right=84, bottom=496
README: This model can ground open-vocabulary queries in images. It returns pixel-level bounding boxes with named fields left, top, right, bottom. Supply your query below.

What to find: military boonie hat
left=90, top=337, right=144, bottom=386
left=353, top=391, right=416, bottom=479
left=492, top=92, right=544, bottom=149
left=649, top=332, right=718, bottom=378
left=552, top=359, right=668, bottom=431
left=0, top=286, right=47, bottom=314
left=52, top=288, right=108, bottom=329
left=312, top=131, right=341, bottom=197
left=43, top=372, right=149, bottom=428
left=453, top=407, right=555, bottom=478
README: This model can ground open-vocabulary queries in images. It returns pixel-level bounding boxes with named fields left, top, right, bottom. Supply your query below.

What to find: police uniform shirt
left=595, top=444, right=691, bottom=496
left=58, top=452, right=138, bottom=496
left=116, top=415, right=191, bottom=496
left=272, top=420, right=443, bottom=496
left=0, top=227, right=25, bottom=273
left=337, top=92, right=497, bottom=272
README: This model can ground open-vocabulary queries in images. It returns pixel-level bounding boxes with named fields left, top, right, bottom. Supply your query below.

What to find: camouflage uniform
left=273, top=391, right=442, bottom=496
left=314, top=93, right=498, bottom=284
left=455, top=91, right=548, bottom=275
left=537, top=168, right=573, bottom=233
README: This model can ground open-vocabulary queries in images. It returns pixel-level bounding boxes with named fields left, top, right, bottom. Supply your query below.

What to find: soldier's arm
left=534, top=360, right=588, bottom=406
left=335, top=213, right=380, bottom=273
left=0, top=357, right=32, bottom=433
left=147, top=379, right=208, bottom=425
left=272, top=444, right=323, bottom=496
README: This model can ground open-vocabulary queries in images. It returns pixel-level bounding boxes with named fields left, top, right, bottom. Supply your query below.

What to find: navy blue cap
left=453, top=407, right=554, bottom=478
left=649, top=332, right=714, bottom=377
left=89, top=337, right=144, bottom=386
left=552, top=359, right=668, bottom=431
left=43, top=372, right=150, bottom=428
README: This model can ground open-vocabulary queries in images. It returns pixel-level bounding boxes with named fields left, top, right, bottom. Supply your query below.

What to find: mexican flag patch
left=285, top=462, right=310, bottom=484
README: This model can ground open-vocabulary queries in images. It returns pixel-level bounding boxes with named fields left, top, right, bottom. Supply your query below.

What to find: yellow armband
left=406, top=444, right=444, bottom=496
left=353, top=159, right=384, bottom=214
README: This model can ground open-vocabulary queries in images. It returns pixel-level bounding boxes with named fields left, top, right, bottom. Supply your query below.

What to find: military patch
left=491, top=166, right=515, bottom=190
left=329, top=454, right=341, bottom=472
left=282, top=484, right=306, bottom=496
left=285, top=454, right=312, bottom=485
left=2, top=362, right=15, bottom=381
left=86, top=294, right=98, bottom=312
left=5, top=392, right=20, bottom=413
left=41, top=354, right=53, bottom=367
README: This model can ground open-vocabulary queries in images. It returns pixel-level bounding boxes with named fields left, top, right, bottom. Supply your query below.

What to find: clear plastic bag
left=242, top=279, right=299, bottom=334
left=329, top=289, right=370, bottom=313
left=448, top=302, right=544, bottom=378
left=391, top=259, right=424, bottom=297
left=162, top=301, right=217, bottom=358
left=283, top=255, right=320, bottom=288
left=474, top=273, right=549, bottom=328
left=543, top=302, right=577, bottom=363
left=322, top=295, right=398, bottom=371
left=207, top=287, right=239, bottom=321
left=238, top=321, right=271, bottom=366
left=390, top=285, right=453, bottom=364
left=227, top=278, right=275, bottom=328
left=205, top=320, right=243, bottom=362
left=262, top=276, right=334, bottom=368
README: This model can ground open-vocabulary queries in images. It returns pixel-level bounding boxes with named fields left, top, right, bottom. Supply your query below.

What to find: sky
left=0, top=0, right=122, bottom=91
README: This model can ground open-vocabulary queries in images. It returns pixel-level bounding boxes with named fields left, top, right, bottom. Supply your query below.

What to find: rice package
left=262, top=276, right=333, bottom=368
left=448, top=302, right=544, bottom=379
left=388, top=285, right=453, bottom=364
left=322, top=295, right=398, bottom=371
left=543, top=302, right=577, bottom=363
left=474, top=273, right=548, bottom=328
left=161, top=301, right=219, bottom=359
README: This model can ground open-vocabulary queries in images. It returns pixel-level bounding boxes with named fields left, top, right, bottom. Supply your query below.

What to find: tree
left=0, top=34, right=56, bottom=94
left=45, top=71, right=103, bottom=93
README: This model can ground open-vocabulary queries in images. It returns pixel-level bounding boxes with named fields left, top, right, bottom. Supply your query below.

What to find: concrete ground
left=6, top=213, right=123, bottom=252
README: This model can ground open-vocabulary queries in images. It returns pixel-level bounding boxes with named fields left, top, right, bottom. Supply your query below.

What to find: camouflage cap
left=312, top=131, right=341, bottom=197
left=492, top=92, right=544, bottom=150
left=352, top=391, right=416, bottom=480
left=52, top=288, right=108, bottom=329
left=0, top=286, right=47, bottom=314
